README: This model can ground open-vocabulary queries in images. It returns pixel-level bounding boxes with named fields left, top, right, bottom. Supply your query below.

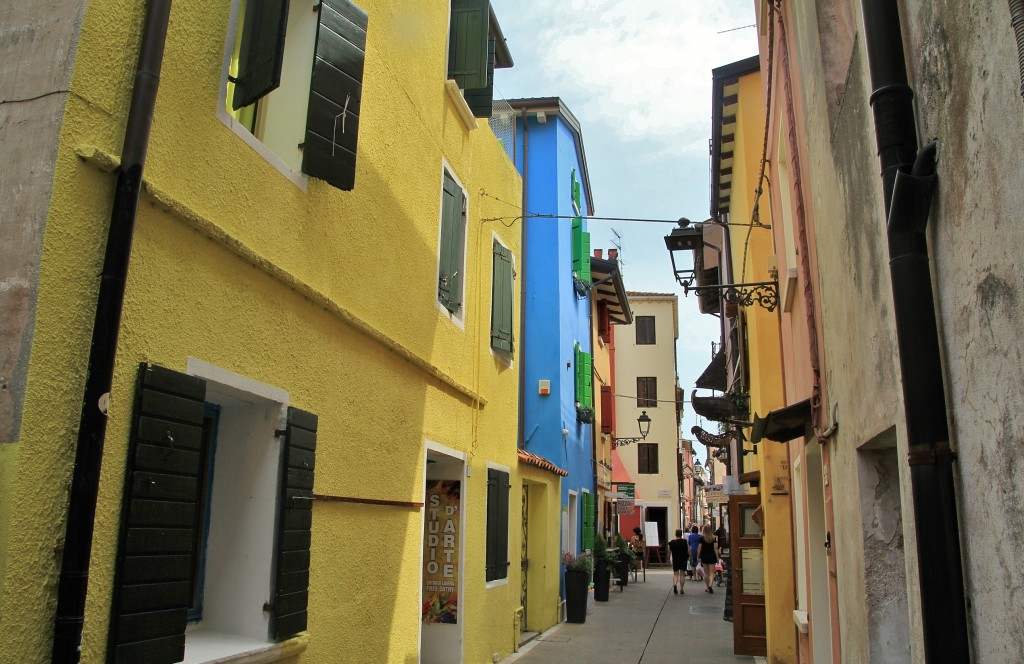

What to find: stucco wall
left=0, top=0, right=526, bottom=662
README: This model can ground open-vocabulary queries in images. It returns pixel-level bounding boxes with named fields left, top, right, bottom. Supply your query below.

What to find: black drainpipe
left=52, top=1, right=172, bottom=660
left=861, top=1, right=970, bottom=661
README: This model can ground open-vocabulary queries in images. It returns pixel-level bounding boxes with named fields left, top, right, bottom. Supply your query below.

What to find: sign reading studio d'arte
left=422, top=480, right=460, bottom=624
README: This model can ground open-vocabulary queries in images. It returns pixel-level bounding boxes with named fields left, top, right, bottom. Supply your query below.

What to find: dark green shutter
left=302, top=0, right=368, bottom=191
left=579, top=231, right=591, bottom=283
left=570, top=169, right=581, bottom=212
left=463, top=35, right=495, bottom=118
left=485, top=468, right=509, bottom=581
left=438, top=173, right=465, bottom=313
left=108, top=364, right=207, bottom=664
left=490, top=240, right=514, bottom=352
left=232, top=0, right=291, bottom=110
left=582, top=352, right=593, bottom=408
left=448, top=0, right=490, bottom=90
left=574, top=344, right=582, bottom=404
left=271, top=407, right=317, bottom=640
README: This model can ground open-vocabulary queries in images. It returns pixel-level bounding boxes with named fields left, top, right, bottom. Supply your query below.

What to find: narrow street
left=505, top=569, right=757, bottom=664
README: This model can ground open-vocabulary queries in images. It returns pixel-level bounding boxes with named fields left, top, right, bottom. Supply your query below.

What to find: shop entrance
left=421, top=447, right=465, bottom=664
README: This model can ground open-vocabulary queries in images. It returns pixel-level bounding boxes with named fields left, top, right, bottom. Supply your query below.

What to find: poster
left=422, top=480, right=460, bottom=624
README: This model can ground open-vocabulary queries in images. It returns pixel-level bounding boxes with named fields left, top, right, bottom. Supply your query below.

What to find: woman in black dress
left=696, top=524, right=719, bottom=593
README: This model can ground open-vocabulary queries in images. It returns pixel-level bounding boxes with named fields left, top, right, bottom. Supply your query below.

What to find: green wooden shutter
left=271, top=407, right=317, bottom=639
left=463, top=35, right=496, bottom=118
left=448, top=0, right=490, bottom=90
left=574, top=344, right=583, bottom=404
left=485, top=468, right=510, bottom=581
left=571, top=217, right=583, bottom=277
left=570, top=169, right=581, bottom=212
left=490, top=241, right=514, bottom=352
left=495, top=470, right=510, bottom=579
left=232, top=0, right=291, bottom=110
left=586, top=353, right=594, bottom=408
left=301, top=0, right=368, bottom=191
left=485, top=469, right=498, bottom=581
left=579, top=231, right=591, bottom=283
left=438, top=173, right=465, bottom=313
left=108, top=364, right=207, bottom=664
left=582, top=493, right=594, bottom=551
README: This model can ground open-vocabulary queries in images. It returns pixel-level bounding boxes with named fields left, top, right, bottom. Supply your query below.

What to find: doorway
left=730, top=494, right=767, bottom=656
left=644, top=505, right=668, bottom=565
left=421, top=446, right=465, bottom=664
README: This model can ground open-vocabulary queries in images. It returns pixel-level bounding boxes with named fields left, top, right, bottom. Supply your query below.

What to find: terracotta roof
left=517, top=449, right=569, bottom=477
left=626, top=291, right=676, bottom=297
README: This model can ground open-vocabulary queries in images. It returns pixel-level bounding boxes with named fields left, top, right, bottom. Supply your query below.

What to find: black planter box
left=565, top=570, right=590, bottom=623
left=593, top=558, right=611, bottom=601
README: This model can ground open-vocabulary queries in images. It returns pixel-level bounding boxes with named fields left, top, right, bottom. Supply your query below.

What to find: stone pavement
left=503, top=568, right=758, bottom=664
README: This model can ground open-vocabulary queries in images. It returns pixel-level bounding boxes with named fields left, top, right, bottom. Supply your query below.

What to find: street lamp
left=664, top=218, right=779, bottom=312
left=611, top=411, right=652, bottom=449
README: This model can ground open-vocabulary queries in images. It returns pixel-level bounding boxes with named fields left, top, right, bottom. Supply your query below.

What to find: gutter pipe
left=52, top=1, right=172, bottom=660
left=861, top=1, right=970, bottom=660
left=517, top=106, right=528, bottom=451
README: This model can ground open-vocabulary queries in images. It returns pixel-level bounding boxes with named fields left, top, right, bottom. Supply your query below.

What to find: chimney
left=594, top=249, right=603, bottom=259
left=608, top=249, right=618, bottom=260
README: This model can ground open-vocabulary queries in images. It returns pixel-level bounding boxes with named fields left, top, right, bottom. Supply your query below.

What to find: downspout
left=517, top=105, right=528, bottom=450
left=52, top=1, right=172, bottom=660
left=861, top=1, right=969, bottom=661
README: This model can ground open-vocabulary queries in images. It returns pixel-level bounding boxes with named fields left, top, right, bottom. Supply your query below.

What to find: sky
left=490, top=0, right=761, bottom=471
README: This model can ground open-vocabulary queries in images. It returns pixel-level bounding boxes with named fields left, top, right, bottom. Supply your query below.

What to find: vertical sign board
left=423, top=480, right=460, bottom=623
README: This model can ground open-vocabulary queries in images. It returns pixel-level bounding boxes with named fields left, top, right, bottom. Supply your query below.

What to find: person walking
left=697, top=524, right=720, bottom=593
left=668, top=529, right=689, bottom=594
left=686, top=525, right=701, bottom=578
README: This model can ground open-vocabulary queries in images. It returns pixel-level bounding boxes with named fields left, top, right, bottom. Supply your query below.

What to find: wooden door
left=730, top=494, right=767, bottom=656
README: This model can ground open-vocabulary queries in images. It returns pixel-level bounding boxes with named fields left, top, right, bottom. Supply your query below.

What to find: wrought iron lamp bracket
left=682, top=279, right=780, bottom=312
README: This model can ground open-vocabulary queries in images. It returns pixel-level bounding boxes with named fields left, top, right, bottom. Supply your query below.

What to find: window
left=635, top=315, right=656, bottom=344
left=438, top=170, right=468, bottom=315
left=638, top=443, right=659, bottom=474
left=224, top=0, right=367, bottom=190
left=486, top=468, right=510, bottom=582
left=108, top=363, right=316, bottom=663
left=597, top=300, right=611, bottom=344
left=490, top=239, right=514, bottom=354
left=447, top=1, right=513, bottom=118
left=637, top=377, right=657, bottom=408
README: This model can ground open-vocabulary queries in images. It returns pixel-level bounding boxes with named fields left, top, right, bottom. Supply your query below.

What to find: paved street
left=504, top=569, right=758, bottom=664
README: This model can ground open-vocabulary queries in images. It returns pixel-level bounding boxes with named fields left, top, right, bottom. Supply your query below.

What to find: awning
left=590, top=256, right=633, bottom=325
left=695, top=348, right=727, bottom=391
left=751, top=399, right=812, bottom=443
left=691, top=390, right=741, bottom=422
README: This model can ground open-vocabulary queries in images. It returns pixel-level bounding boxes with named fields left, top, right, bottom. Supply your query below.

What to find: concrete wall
left=0, top=0, right=527, bottom=662
left=763, top=0, right=1024, bottom=661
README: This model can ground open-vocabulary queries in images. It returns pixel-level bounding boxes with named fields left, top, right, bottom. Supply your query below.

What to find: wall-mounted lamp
left=664, top=219, right=780, bottom=312
left=611, top=411, right=652, bottom=449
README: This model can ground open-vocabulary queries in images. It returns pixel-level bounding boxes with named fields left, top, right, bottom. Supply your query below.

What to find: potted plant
left=592, top=535, right=611, bottom=601
left=614, top=533, right=635, bottom=588
left=562, top=551, right=593, bottom=623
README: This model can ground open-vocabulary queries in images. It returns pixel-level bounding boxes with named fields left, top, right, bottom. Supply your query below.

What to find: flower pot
left=593, top=557, right=611, bottom=601
left=564, top=569, right=590, bottom=623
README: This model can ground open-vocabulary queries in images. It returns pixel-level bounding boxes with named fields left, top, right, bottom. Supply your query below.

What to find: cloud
left=493, top=0, right=759, bottom=150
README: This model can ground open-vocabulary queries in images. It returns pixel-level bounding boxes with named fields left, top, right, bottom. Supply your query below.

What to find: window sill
left=486, top=577, right=510, bottom=590
left=182, top=631, right=309, bottom=664
left=445, top=80, right=479, bottom=131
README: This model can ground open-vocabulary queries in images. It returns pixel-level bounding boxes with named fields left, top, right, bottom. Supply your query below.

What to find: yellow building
left=683, top=56, right=796, bottom=662
left=0, top=1, right=559, bottom=662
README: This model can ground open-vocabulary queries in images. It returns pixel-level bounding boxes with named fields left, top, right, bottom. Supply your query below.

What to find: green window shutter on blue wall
left=448, top=0, right=490, bottom=90
left=574, top=346, right=593, bottom=408
left=582, top=492, right=595, bottom=551
left=570, top=217, right=591, bottom=283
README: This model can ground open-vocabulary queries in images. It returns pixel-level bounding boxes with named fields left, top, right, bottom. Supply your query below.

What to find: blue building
left=508, top=98, right=596, bottom=559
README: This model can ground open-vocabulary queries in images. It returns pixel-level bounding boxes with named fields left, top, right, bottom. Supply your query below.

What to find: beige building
left=611, top=293, right=681, bottom=562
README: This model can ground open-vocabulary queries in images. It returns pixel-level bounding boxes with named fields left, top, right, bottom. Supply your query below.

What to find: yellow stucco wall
left=731, top=71, right=796, bottom=664
left=0, top=1, right=530, bottom=662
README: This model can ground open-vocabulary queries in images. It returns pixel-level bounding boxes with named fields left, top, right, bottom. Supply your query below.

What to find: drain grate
left=690, top=606, right=721, bottom=615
